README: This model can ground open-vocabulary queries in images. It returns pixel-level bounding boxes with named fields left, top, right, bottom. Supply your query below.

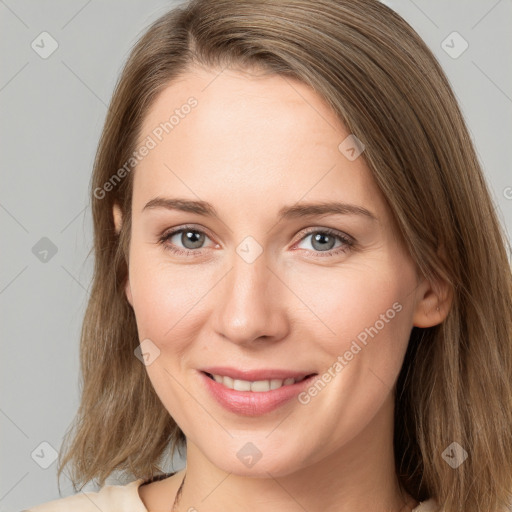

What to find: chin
left=201, top=439, right=308, bottom=478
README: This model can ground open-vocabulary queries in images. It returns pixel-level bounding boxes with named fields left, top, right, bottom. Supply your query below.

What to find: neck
left=175, top=394, right=416, bottom=512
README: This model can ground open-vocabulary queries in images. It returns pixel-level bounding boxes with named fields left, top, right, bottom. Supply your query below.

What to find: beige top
left=24, top=478, right=440, bottom=511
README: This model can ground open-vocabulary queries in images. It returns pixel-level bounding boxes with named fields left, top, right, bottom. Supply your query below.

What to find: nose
left=211, top=250, right=290, bottom=347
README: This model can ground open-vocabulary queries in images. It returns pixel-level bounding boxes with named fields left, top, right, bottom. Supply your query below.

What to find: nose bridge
left=214, top=244, right=287, bottom=344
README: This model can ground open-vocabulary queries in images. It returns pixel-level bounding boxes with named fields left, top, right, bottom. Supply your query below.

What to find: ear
left=412, top=272, right=453, bottom=328
left=112, top=203, right=133, bottom=307
left=113, top=202, right=123, bottom=235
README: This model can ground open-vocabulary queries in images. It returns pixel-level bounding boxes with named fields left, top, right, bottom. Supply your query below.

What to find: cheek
left=289, top=259, right=416, bottom=395
left=128, top=246, right=215, bottom=348
left=291, top=259, right=413, bottom=343
left=291, top=264, right=415, bottom=438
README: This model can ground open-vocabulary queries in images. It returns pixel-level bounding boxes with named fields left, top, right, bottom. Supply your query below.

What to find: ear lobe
left=412, top=274, right=453, bottom=328
left=113, top=203, right=123, bottom=234
left=125, top=279, right=133, bottom=307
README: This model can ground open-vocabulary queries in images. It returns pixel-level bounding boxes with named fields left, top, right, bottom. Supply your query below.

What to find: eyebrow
left=279, top=201, right=377, bottom=221
left=142, top=197, right=377, bottom=221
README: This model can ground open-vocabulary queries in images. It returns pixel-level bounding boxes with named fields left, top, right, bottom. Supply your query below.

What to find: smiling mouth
left=203, top=371, right=317, bottom=392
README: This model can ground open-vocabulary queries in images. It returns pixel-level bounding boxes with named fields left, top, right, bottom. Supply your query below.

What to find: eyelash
left=158, top=224, right=355, bottom=259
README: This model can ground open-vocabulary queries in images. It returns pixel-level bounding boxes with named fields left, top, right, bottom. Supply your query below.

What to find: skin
left=113, top=64, right=452, bottom=512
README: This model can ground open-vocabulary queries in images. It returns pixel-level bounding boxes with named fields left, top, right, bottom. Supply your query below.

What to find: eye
left=294, top=227, right=354, bottom=257
left=158, top=225, right=355, bottom=258
left=158, top=225, right=216, bottom=257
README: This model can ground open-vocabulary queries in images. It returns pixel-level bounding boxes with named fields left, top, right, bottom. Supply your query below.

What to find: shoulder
left=412, top=498, right=441, bottom=511
left=23, top=478, right=148, bottom=512
left=138, top=470, right=184, bottom=511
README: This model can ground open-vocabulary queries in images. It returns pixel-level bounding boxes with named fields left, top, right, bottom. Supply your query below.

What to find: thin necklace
left=171, top=472, right=186, bottom=511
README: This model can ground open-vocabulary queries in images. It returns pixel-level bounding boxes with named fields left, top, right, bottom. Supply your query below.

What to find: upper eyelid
left=163, top=225, right=216, bottom=243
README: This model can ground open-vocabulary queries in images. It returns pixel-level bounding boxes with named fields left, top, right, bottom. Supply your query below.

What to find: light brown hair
left=57, top=1, right=512, bottom=510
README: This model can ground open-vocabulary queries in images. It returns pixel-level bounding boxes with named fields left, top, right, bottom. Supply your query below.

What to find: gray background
left=1, top=0, right=511, bottom=510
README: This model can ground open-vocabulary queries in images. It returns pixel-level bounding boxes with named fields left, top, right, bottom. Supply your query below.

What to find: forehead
left=133, top=65, right=388, bottom=222
left=139, top=65, right=345, bottom=156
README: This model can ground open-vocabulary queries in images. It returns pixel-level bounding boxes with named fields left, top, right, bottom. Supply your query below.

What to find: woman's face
left=115, top=64, right=432, bottom=477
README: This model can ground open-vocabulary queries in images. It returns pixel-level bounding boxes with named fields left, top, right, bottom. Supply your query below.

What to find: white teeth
left=233, top=379, right=251, bottom=391
left=251, top=380, right=271, bottom=392
left=210, top=374, right=305, bottom=392
left=270, top=379, right=283, bottom=390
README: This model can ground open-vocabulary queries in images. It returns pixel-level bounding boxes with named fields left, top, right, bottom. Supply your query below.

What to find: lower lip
left=199, top=371, right=317, bottom=416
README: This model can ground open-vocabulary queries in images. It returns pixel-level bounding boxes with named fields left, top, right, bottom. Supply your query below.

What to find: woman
left=25, top=0, right=512, bottom=511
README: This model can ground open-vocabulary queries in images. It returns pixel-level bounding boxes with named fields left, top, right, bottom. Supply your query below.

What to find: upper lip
left=200, top=366, right=317, bottom=381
